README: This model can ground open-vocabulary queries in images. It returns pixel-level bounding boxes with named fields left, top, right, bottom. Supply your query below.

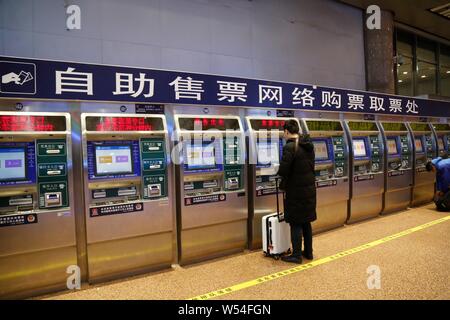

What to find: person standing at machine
left=426, top=151, right=450, bottom=211
left=277, top=120, right=317, bottom=264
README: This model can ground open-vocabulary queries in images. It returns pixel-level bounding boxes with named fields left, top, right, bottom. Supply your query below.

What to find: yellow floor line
left=189, top=215, right=450, bottom=300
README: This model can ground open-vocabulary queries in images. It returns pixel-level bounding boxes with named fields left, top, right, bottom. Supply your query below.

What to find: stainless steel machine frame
left=344, top=120, right=385, bottom=223
left=407, top=122, right=437, bottom=207
left=173, top=114, right=247, bottom=264
left=431, top=123, right=450, bottom=155
left=299, top=118, right=350, bottom=234
left=0, top=111, right=76, bottom=298
left=81, top=113, right=174, bottom=283
left=245, top=116, right=299, bottom=249
left=379, top=121, right=413, bottom=214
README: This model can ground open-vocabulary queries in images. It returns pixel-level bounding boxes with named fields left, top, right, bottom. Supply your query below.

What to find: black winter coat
left=277, top=137, right=317, bottom=224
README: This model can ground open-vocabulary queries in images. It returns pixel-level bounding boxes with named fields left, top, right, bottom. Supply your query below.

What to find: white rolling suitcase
left=262, top=178, right=291, bottom=259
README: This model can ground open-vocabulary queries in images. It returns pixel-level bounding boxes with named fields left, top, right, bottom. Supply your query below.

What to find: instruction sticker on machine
left=354, top=174, right=374, bottom=182
left=0, top=213, right=37, bottom=227
left=90, top=202, right=144, bottom=217
left=184, top=194, right=226, bottom=206
left=315, top=179, right=338, bottom=188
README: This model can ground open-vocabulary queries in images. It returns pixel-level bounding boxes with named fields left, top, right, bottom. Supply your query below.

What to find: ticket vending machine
left=344, top=121, right=384, bottom=223
left=0, top=112, right=76, bottom=298
left=81, top=114, right=173, bottom=282
left=431, top=123, right=450, bottom=155
left=299, top=119, right=349, bottom=233
left=407, top=123, right=437, bottom=206
left=174, top=115, right=247, bottom=264
left=246, top=117, right=298, bottom=249
left=379, top=122, right=413, bottom=214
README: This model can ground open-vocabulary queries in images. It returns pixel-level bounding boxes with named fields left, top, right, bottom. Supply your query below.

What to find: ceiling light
left=429, top=3, right=450, bottom=20
left=447, top=70, right=450, bottom=74
left=421, top=75, right=427, bottom=78
left=403, top=71, right=408, bottom=75
left=398, top=80, right=403, bottom=83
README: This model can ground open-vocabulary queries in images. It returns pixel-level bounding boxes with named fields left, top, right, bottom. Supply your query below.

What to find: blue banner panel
left=1, top=56, right=449, bottom=117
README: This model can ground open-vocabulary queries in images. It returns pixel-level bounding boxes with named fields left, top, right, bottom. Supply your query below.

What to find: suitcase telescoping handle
left=275, top=177, right=283, bottom=222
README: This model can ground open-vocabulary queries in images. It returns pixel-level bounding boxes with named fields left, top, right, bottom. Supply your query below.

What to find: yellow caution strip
left=189, top=215, right=450, bottom=300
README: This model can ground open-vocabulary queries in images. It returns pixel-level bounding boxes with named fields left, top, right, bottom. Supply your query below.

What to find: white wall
left=0, top=0, right=366, bottom=90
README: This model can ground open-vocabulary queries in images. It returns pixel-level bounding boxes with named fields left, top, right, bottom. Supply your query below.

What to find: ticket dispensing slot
left=44, top=192, right=62, bottom=207
left=147, top=184, right=161, bottom=197
left=0, top=112, right=76, bottom=298
left=81, top=114, right=172, bottom=282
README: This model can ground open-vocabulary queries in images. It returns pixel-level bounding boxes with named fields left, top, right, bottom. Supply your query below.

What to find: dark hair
left=426, top=161, right=433, bottom=172
left=440, top=151, right=449, bottom=159
left=283, top=119, right=299, bottom=134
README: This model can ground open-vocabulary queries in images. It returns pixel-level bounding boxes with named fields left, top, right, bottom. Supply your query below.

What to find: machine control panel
left=248, top=118, right=289, bottom=196
left=408, top=123, right=437, bottom=171
left=177, top=116, right=245, bottom=200
left=0, top=114, right=70, bottom=215
left=302, top=120, right=349, bottom=187
left=83, top=115, right=168, bottom=213
left=382, top=122, right=412, bottom=172
left=433, top=123, right=450, bottom=154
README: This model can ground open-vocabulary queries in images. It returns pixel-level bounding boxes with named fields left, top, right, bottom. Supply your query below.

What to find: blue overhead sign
left=0, top=55, right=449, bottom=117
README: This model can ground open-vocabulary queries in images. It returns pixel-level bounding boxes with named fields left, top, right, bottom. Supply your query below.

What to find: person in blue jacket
left=426, top=151, right=450, bottom=211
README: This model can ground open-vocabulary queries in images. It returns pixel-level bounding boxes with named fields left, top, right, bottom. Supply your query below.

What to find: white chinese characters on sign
left=56, top=67, right=93, bottom=95
left=389, top=98, right=402, bottom=113
left=406, top=100, right=419, bottom=114
left=259, top=85, right=282, bottom=105
left=113, top=73, right=154, bottom=98
left=217, top=81, right=247, bottom=102
left=347, top=94, right=364, bottom=110
left=169, top=76, right=204, bottom=100
left=292, top=88, right=315, bottom=107
left=322, top=91, right=341, bottom=109
left=369, top=96, right=385, bottom=112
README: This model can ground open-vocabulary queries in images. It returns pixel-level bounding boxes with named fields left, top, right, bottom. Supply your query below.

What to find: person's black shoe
left=302, top=251, right=313, bottom=260
left=281, top=255, right=302, bottom=264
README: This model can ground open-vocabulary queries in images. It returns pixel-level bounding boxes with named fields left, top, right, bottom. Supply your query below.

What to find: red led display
left=250, top=119, right=286, bottom=131
left=85, top=116, right=164, bottom=132
left=95, top=117, right=151, bottom=131
left=0, top=115, right=66, bottom=132
left=179, top=117, right=240, bottom=131
left=181, top=118, right=240, bottom=131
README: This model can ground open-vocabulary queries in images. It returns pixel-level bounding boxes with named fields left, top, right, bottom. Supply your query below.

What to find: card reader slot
left=46, top=149, right=61, bottom=154
left=46, top=170, right=62, bottom=175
